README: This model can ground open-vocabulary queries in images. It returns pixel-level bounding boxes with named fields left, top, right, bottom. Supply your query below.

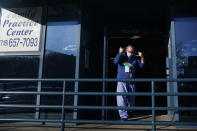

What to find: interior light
left=130, top=35, right=142, bottom=39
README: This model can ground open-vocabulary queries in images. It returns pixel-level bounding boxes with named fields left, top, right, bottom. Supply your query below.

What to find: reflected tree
left=176, top=42, right=187, bottom=77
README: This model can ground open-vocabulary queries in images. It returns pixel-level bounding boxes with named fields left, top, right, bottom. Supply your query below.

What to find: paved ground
left=0, top=123, right=197, bottom=131
left=0, top=115, right=197, bottom=131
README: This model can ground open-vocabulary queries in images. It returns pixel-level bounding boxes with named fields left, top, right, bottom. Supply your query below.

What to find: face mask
left=127, top=52, right=132, bottom=57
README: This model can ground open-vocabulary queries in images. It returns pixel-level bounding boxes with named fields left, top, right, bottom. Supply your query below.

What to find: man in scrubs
left=114, top=45, right=144, bottom=120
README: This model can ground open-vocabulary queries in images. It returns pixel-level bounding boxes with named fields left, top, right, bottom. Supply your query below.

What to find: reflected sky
left=45, top=21, right=80, bottom=56
left=175, top=18, right=197, bottom=56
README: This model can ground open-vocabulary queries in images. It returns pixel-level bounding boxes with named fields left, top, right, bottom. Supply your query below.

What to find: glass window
left=175, top=18, right=197, bottom=121
left=0, top=56, right=39, bottom=119
left=175, top=18, right=197, bottom=78
left=43, top=21, right=80, bottom=78
left=41, top=19, right=80, bottom=119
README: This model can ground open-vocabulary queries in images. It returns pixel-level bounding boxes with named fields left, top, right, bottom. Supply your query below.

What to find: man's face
left=126, top=46, right=134, bottom=53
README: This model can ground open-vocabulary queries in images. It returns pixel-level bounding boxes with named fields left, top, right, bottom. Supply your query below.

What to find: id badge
left=125, top=66, right=130, bottom=72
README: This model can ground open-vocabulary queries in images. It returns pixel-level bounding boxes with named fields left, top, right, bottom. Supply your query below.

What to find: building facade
left=0, top=0, right=197, bottom=124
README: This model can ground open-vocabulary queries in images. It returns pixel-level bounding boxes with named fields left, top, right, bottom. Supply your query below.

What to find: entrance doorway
left=105, top=23, right=169, bottom=120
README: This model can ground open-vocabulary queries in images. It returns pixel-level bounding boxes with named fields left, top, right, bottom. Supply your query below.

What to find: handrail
left=0, top=78, right=196, bottom=82
left=1, top=91, right=197, bottom=96
left=0, top=78, right=197, bottom=131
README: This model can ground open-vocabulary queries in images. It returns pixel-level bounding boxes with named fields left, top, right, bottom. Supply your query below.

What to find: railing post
left=102, top=27, right=107, bottom=120
left=60, top=81, right=66, bottom=131
left=151, top=81, right=156, bottom=131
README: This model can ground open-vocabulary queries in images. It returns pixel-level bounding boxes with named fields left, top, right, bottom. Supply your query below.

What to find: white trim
left=167, top=21, right=179, bottom=121
left=73, top=23, right=81, bottom=120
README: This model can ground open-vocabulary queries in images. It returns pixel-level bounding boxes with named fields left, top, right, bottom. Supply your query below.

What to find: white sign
left=0, top=7, right=42, bottom=52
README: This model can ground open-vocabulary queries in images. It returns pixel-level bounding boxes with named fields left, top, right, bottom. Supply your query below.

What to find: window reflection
left=41, top=20, right=80, bottom=119
left=175, top=19, right=197, bottom=77
left=0, top=56, right=39, bottom=118
left=175, top=18, right=197, bottom=120
left=45, top=21, right=79, bottom=56
left=43, top=21, right=80, bottom=78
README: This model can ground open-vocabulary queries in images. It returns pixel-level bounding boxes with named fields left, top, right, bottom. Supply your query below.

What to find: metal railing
left=0, top=78, right=197, bottom=131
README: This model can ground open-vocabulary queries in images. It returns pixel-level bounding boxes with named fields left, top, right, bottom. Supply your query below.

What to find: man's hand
left=138, top=52, right=143, bottom=57
left=138, top=52, right=144, bottom=63
left=119, top=47, right=124, bottom=53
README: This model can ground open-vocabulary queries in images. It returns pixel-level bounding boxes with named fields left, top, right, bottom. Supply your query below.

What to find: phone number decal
left=0, top=38, right=39, bottom=48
